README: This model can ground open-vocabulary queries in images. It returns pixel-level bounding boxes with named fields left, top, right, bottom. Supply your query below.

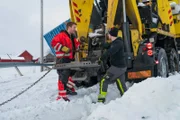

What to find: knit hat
left=108, top=27, right=119, bottom=37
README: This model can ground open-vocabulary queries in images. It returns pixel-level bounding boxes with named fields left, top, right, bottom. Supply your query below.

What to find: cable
left=0, top=68, right=52, bottom=107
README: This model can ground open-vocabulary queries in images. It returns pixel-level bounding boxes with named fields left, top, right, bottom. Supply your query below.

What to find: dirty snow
left=0, top=67, right=180, bottom=120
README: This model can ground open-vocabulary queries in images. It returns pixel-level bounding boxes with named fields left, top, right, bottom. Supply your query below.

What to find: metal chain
left=0, top=68, right=53, bottom=107
left=0, top=53, right=70, bottom=107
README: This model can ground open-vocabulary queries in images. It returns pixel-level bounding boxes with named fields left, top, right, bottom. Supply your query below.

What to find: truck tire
left=168, top=48, right=179, bottom=74
left=156, top=48, right=169, bottom=77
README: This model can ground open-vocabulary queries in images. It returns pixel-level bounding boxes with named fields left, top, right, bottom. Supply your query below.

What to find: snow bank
left=0, top=69, right=123, bottom=120
left=87, top=75, right=180, bottom=120
left=0, top=69, right=180, bottom=120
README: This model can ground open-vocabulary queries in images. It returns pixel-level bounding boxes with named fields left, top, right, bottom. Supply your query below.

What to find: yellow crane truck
left=55, top=0, right=180, bottom=86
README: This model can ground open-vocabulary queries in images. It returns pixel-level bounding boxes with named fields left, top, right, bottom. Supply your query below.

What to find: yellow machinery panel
left=118, top=29, right=140, bottom=57
left=118, top=31, right=122, bottom=37
left=174, top=14, right=180, bottom=37
left=107, top=0, right=143, bottom=35
left=69, top=0, right=75, bottom=22
left=131, top=29, right=140, bottom=57
left=157, top=0, right=176, bottom=35
left=107, top=0, right=119, bottom=30
left=107, top=0, right=142, bottom=57
left=69, top=0, right=94, bottom=60
left=126, top=0, right=143, bottom=36
left=169, top=0, right=179, bottom=4
left=170, top=0, right=180, bottom=37
left=69, top=0, right=94, bottom=38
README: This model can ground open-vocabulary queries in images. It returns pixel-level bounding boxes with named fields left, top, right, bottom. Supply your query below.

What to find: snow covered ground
left=0, top=66, right=41, bottom=80
left=0, top=67, right=180, bottom=120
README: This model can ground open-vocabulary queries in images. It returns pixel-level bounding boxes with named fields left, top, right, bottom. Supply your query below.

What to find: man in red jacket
left=51, top=22, right=80, bottom=101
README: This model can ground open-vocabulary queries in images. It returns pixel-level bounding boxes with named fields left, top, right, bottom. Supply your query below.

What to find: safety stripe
left=56, top=53, right=70, bottom=57
left=100, top=79, right=107, bottom=96
left=76, top=16, right=81, bottom=22
left=169, top=15, right=172, bottom=19
left=168, top=9, right=171, bottom=14
left=98, top=94, right=106, bottom=99
left=54, top=43, right=62, bottom=52
left=168, top=9, right=173, bottom=26
left=117, top=79, right=124, bottom=94
left=58, top=95, right=67, bottom=98
left=67, top=83, right=73, bottom=88
left=54, top=43, right=60, bottom=49
left=73, top=2, right=78, bottom=8
left=59, top=90, right=66, bottom=93
left=57, top=44, right=62, bottom=52
left=74, top=9, right=79, bottom=15
left=68, top=81, right=75, bottom=87
left=170, top=21, right=173, bottom=26
left=98, top=100, right=104, bottom=102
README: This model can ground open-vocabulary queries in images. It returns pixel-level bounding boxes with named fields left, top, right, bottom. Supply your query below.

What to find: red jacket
left=51, top=31, right=80, bottom=59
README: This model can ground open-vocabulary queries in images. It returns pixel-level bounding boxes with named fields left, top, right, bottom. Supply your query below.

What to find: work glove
left=61, top=46, right=70, bottom=53
left=98, top=52, right=108, bottom=64
left=98, top=52, right=109, bottom=74
left=98, top=57, right=103, bottom=65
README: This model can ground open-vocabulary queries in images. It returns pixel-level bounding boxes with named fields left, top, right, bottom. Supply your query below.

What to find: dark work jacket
left=106, top=37, right=126, bottom=68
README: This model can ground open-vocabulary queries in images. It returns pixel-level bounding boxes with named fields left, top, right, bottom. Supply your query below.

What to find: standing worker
left=98, top=27, right=127, bottom=103
left=51, top=22, right=80, bottom=101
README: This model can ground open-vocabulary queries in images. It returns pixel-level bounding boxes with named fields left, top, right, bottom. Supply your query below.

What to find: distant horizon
left=0, top=0, right=70, bottom=57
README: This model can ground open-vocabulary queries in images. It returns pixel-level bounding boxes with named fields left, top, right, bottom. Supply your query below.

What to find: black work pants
left=57, top=69, right=71, bottom=90
left=56, top=58, right=73, bottom=90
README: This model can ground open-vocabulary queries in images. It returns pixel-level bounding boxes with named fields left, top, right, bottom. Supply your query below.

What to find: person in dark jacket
left=51, top=22, right=80, bottom=101
left=98, top=27, right=127, bottom=103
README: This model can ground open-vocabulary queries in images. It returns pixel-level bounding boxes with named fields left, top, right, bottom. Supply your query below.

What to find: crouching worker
left=98, top=27, right=127, bottom=103
left=51, top=22, right=80, bottom=102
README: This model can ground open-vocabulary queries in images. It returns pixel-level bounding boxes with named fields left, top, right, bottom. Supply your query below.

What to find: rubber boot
left=56, top=80, right=70, bottom=101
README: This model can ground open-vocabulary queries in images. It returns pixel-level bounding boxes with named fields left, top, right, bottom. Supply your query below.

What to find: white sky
left=0, top=0, right=70, bottom=58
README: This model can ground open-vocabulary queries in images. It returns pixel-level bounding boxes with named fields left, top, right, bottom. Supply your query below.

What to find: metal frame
left=54, top=61, right=100, bottom=70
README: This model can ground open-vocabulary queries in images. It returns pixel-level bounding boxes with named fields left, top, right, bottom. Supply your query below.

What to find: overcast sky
left=0, top=0, right=70, bottom=58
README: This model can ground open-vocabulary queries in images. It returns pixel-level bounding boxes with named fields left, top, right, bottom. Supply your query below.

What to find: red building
left=18, top=50, right=33, bottom=62
left=0, top=51, right=34, bottom=63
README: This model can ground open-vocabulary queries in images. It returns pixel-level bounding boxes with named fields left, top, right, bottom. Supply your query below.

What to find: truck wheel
left=156, top=48, right=169, bottom=77
left=168, top=48, right=179, bottom=74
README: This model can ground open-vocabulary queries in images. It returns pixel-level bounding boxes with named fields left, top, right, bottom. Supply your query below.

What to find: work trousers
left=56, top=58, right=75, bottom=99
left=99, top=66, right=127, bottom=100
left=57, top=69, right=71, bottom=89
